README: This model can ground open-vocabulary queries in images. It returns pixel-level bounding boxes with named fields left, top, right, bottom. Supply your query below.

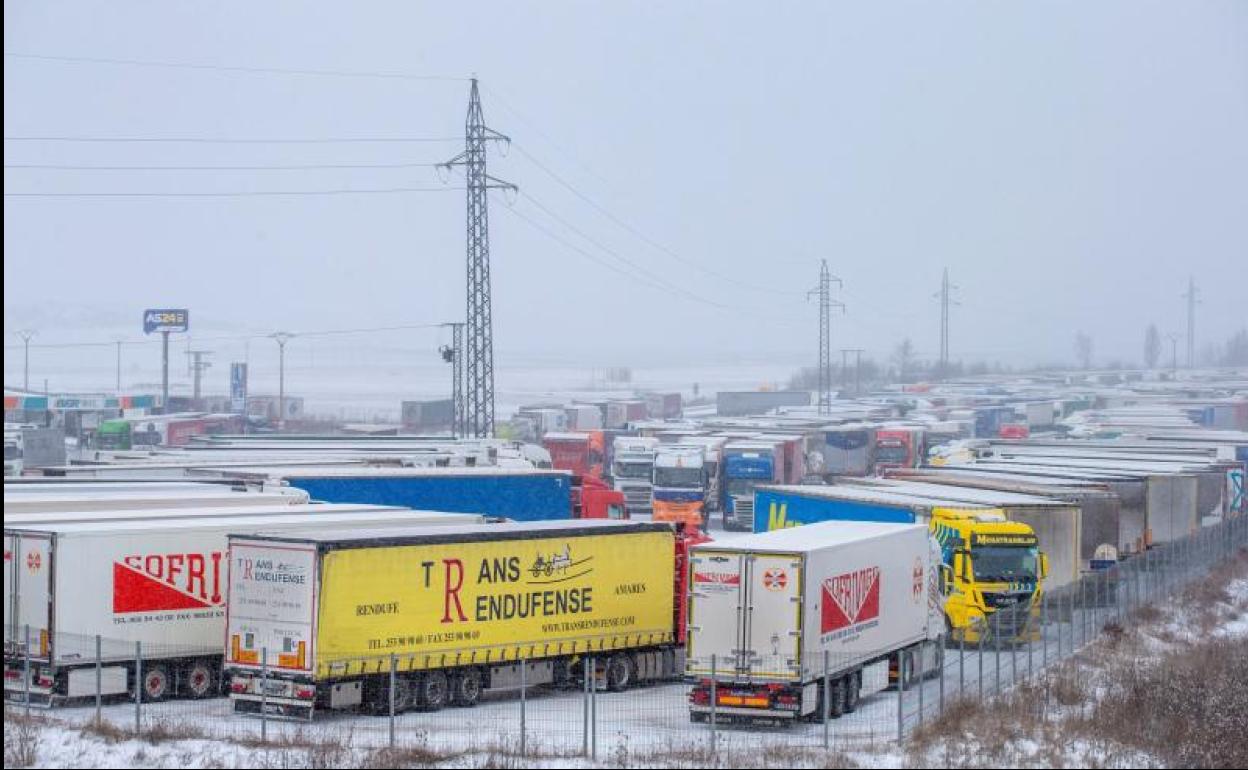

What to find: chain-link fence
left=6, top=513, right=1245, bottom=760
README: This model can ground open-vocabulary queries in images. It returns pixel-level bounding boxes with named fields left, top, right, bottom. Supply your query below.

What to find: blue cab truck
left=721, top=441, right=779, bottom=531
left=203, top=466, right=573, bottom=521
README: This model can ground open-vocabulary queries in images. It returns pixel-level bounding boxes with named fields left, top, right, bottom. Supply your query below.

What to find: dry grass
left=3, top=712, right=42, bottom=768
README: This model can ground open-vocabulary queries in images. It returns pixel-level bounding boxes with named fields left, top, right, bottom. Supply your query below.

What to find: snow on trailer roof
left=696, top=520, right=926, bottom=554
left=957, top=462, right=1147, bottom=481
left=988, top=456, right=1209, bottom=475
left=758, top=484, right=994, bottom=510
left=4, top=502, right=415, bottom=525
left=3, top=490, right=301, bottom=506
left=843, top=478, right=1074, bottom=508
left=238, top=518, right=671, bottom=547
left=4, top=511, right=481, bottom=534
left=2, top=481, right=230, bottom=494
left=197, top=465, right=571, bottom=480
left=894, top=468, right=1110, bottom=490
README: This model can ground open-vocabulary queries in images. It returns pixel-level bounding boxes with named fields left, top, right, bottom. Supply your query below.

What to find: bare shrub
left=3, top=714, right=39, bottom=768
left=142, top=718, right=207, bottom=745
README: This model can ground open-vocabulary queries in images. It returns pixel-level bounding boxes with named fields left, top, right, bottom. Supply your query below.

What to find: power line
left=513, top=143, right=800, bottom=297
left=4, top=161, right=444, bottom=171
left=4, top=136, right=460, bottom=144
left=4, top=323, right=444, bottom=350
left=4, top=51, right=468, bottom=82
left=5, top=186, right=465, bottom=198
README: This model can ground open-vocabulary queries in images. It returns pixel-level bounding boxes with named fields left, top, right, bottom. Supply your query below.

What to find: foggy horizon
left=6, top=2, right=1247, bottom=391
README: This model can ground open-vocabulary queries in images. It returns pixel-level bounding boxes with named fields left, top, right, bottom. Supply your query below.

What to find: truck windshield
left=725, top=478, right=755, bottom=496
left=613, top=461, right=652, bottom=479
left=971, top=546, right=1039, bottom=582
left=654, top=467, right=702, bottom=488
left=875, top=445, right=910, bottom=464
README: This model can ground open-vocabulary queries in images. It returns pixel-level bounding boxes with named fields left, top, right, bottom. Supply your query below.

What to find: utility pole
left=18, top=330, right=36, bottom=391
left=440, top=78, right=516, bottom=438
left=933, top=268, right=959, bottom=380
left=270, top=332, right=294, bottom=432
left=1168, top=333, right=1180, bottom=375
left=160, top=331, right=170, bottom=414
left=186, top=350, right=213, bottom=404
left=842, top=348, right=865, bottom=397
left=439, top=322, right=465, bottom=437
left=807, top=260, right=844, bottom=414
left=1182, top=276, right=1199, bottom=369
left=115, top=340, right=124, bottom=393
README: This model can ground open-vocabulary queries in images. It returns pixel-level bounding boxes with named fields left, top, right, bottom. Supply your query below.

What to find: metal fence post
left=134, top=640, right=142, bottom=736
left=519, top=657, right=527, bottom=758
left=388, top=653, right=396, bottom=749
left=938, top=643, right=945, bottom=714
left=23, top=625, right=31, bottom=717
left=1027, top=607, right=1033, bottom=680
left=977, top=625, right=984, bottom=701
left=590, top=655, right=597, bottom=762
left=896, top=651, right=905, bottom=742
left=582, top=657, right=590, bottom=758
left=260, top=647, right=268, bottom=745
left=95, top=634, right=102, bottom=725
left=917, top=644, right=925, bottom=725
left=1010, top=606, right=1017, bottom=685
left=994, top=625, right=1001, bottom=695
left=822, top=651, right=830, bottom=749
left=1042, top=592, right=1048, bottom=669
left=958, top=631, right=965, bottom=696
left=710, top=654, right=718, bottom=755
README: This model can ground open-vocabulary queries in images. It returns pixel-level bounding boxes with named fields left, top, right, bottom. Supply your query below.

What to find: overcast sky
left=5, top=1, right=1246, bottom=374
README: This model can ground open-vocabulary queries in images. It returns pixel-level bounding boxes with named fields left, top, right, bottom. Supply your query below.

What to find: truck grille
left=731, top=495, right=753, bottom=526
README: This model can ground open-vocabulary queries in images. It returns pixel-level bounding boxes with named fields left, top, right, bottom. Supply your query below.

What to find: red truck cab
left=571, top=474, right=629, bottom=519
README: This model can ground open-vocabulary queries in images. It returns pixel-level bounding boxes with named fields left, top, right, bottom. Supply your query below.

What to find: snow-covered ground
left=7, top=543, right=1246, bottom=768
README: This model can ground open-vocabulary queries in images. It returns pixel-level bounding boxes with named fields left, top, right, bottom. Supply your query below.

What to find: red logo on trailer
left=694, top=571, right=741, bottom=586
left=113, top=551, right=225, bottom=613
left=821, top=566, right=881, bottom=633
left=762, top=568, right=788, bottom=591
left=27, top=553, right=41, bottom=573
left=912, top=558, right=924, bottom=602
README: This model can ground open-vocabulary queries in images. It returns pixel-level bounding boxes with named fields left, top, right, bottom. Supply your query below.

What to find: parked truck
left=611, top=436, right=659, bottom=515
left=3, top=507, right=486, bottom=705
left=224, top=520, right=701, bottom=719
left=686, top=521, right=945, bottom=723
left=873, top=427, right=925, bottom=474
left=542, top=431, right=607, bottom=479
left=753, top=485, right=1049, bottom=642
left=652, top=445, right=708, bottom=529
left=721, top=441, right=781, bottom=531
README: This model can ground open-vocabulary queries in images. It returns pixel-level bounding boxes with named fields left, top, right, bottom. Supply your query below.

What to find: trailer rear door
left=686, top=549, right=745, bottom=676
left=743, top=552, right=803, bottom=680
left=4, top=533, right=52, bottom=658
left=226, top=539, right=317, bottom=674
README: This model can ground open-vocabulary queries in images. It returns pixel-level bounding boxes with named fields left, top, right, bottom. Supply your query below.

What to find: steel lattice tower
left=441, top=79, right=515, bottom=437
left=808, top=260, right=843, bottom=414
left=933, top=268, right=959, bottom=380
left=1183, top=276, right=1199, bottom=369
left=440, top=322, right=466, bottom=436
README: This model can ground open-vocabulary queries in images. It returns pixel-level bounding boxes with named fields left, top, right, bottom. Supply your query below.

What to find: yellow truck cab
left=931, top=508, right=1048, bottom=642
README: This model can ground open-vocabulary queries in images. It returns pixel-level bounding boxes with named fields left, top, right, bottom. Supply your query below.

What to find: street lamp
left=270, top=332, right=294, bottom=431
left=18, top=330, right=36, bottom=391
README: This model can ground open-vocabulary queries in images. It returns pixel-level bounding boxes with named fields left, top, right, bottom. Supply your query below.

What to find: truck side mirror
left=952, top=552, right=966, bottom=583
left=938, top=564, right=953, bottom=595
left=1039, top=553, right=1049, bottom=581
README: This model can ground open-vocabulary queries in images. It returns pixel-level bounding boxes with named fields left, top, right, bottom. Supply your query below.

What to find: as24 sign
left=143, top=309, right=189, bottom=334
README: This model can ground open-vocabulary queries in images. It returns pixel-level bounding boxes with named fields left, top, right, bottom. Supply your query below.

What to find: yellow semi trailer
left=224, top=520, right=694, bottom=719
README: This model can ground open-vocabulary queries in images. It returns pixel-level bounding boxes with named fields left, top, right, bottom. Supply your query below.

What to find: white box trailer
left=3, top=508, right=485, bottom=706
left=4, top=489, right=309, bottom=514
left=686, top=521, right=944, bottom=723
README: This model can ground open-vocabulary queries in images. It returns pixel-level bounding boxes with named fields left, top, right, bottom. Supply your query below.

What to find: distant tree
left=893, top=339, right=916, bottom=382
left=1075, top=332, right=1093, bottom=370
left=1224, top=329, right=1248, bottom=366
left=1144, top=324, right=1161, bottom=369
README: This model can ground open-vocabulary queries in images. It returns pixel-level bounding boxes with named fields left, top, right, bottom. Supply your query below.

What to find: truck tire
left=844, top=671, right=861, bottom=713
left=140, top=664, right=171, bottom=702
left=829, top=676, right=847, bottom=719
left=181, top=659, right=216, bottom=699
left=451, top=668, right=482, bottom=707
left=606, top=654, right=635, bottom=691
left=393, top=675, right=417, bottom=712
left=418, top=671, right=449, bottom=711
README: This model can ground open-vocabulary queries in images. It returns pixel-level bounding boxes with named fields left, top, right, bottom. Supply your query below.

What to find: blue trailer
left=754, top=485, right=939, bottom=532
left=201, top=467, right=573, bottom=522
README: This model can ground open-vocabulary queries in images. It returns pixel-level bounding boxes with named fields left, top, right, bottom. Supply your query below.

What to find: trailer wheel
left=140, top=664, right=172, bottom=702
left=418, top=671, right=449, bottom=711
left=605, top=654, right=635, bottom=691
left=829, top=676, right=847, bottom=719
left=844, top=671, right=861, bottom=713
left=451, top=668, right=482, bottom=707
left=181, top=659, right=216, bottom=699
